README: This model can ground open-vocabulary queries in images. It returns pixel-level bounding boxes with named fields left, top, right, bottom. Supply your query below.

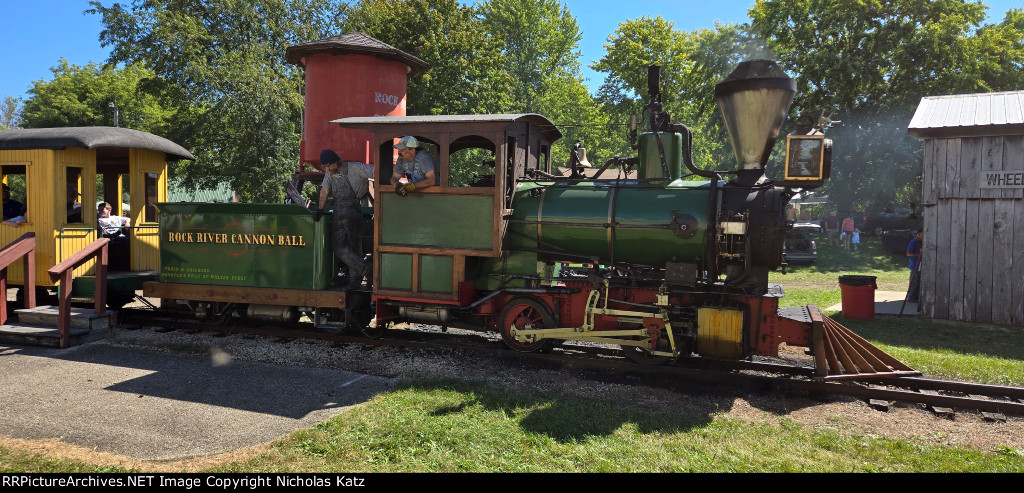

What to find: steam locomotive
left=143, top=51, right=914, bottom=378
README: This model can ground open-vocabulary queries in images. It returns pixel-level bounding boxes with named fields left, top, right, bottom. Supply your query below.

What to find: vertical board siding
left=980, top=136, right=1004, bottom=200
left=1003, top=136, right=1024, bottom=200
left=976, top=199, right=995, bottom=324
left=960, top=137, right=982, bottom=198
left=921, top=139, right=935, bottom=203
left=933, top=200, right=951, bottom=319
left=991, top=200, right=1014, bottom=325
left=920, top=133, right=1023, bottom=326
left=948, top=199, right=967, bottom=321
left=1014, top=199, right=1024, bottom=325
left=962, top=200, right=979, bottom=322
left=944, top=139, right=961, bottom=198
left=921, top=204, right=937, bottom=318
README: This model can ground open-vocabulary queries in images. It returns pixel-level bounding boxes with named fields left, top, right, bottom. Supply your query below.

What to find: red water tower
left=286, top=33, right=429, bottom=169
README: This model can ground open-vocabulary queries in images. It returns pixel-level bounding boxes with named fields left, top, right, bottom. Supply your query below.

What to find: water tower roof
left=286, top=32, right=429, bottom=76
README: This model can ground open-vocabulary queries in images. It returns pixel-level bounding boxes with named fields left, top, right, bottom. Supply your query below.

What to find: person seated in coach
left=97, top=202, right=130, bottom=239
left=2, top=185, right=25, bottom=221
left=67, top=190, right=83, bottom=223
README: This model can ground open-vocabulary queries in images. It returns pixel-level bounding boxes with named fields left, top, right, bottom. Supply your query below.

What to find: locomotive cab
left=333, top=115, right=563, bottom=315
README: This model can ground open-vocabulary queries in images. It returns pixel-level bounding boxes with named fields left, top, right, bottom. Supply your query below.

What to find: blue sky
left=1, top=0, right=1021, bottom=101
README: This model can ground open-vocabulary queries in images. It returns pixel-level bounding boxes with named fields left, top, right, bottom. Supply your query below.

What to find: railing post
left=24, top=247, right=35, bottom=308
left=0, top=267, right=7, bottom=326
left=46, top=237, right=110, bottom=349
left=58, top=269, right=73, bottom=349
left=95, top=242, right=108, bottom=314
left=0, top=233, right=37, bottom=325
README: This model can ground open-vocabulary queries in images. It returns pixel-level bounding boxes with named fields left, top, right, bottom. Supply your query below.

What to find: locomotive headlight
left=714, top=60, right=796, bottom=171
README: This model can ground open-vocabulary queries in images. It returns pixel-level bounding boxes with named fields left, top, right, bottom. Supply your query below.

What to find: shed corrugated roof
left=0, top=126, right=195, bottom=160
left=908, top=91, right=1024, bottom=139
left=285, top=32, right=429, bottom=76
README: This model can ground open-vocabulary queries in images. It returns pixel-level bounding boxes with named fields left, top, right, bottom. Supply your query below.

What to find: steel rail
left=119, top=309, right=1024, bottom=417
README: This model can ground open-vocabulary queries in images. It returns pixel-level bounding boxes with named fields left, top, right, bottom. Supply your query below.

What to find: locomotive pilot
left=316, top=149, right=374, bottom=290
left=390, top=136, right=436, bottom=195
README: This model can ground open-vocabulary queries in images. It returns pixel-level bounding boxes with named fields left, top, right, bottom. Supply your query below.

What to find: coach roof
left=0, top=126, right=195, bottom=161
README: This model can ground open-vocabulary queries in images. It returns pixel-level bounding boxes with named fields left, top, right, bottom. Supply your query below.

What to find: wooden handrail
left=0, top=232, right=37, bottom=326
left=47, top=237, right=109, bottom=349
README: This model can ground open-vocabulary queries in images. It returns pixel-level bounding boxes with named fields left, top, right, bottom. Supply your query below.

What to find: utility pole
left=109, top=102, right=119, bottom=127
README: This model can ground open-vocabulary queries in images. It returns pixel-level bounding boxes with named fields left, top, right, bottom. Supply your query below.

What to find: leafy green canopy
left=750, top=0, right=1024, bottom=213
left=19, top=60, right=172, bottom=133
left=88, top=0, right=340, bottom=202
left=478, top=0, right=615, bottom=169
left=592, top=16, right=769, bottom=175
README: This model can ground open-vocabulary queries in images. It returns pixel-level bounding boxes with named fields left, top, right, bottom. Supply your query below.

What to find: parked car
left=864, top=205, right=922, bottom=236
left=881, top=228, right=916, bottom=255
left=783, top=223, right=819, bottom=264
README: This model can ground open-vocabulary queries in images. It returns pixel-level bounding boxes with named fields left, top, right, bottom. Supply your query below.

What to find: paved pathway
left=0, top=343, right=391, bottom=461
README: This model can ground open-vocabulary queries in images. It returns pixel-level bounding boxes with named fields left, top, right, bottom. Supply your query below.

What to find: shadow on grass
left=836, top=315, right=1024, bottom=361
left=398, top=374, right=824, bottom=444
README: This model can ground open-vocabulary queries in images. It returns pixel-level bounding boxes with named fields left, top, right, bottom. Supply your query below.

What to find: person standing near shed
left=906, top=229, right=923, bottom=303
left=823, top=211, right=840, bottom=247
left=315, top=149, right=374, bottom=290
left=841, top=215, right=855, bottom=250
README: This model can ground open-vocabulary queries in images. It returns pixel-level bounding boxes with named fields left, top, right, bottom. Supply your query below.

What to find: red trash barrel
left=839, top=275, right=877, bottom=319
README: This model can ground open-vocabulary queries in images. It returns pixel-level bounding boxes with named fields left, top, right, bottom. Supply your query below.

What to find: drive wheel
left=499, top=297, right=554, bottom=352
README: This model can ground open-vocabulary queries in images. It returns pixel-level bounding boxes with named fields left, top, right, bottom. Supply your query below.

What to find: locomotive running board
left=804, top=305, right=920, bottom=380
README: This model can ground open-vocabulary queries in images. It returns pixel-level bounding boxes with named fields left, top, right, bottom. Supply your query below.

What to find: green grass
left=7, top=381, right=1018, bottom=473
left=3, top=232, right=1023, bottom=472
left=772, top=233, right=1024, bottom=386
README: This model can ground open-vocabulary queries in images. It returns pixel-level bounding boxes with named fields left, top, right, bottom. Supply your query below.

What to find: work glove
left=312, top=208, right=323, bottom=222
left=394, top=182, right=415, bottom=197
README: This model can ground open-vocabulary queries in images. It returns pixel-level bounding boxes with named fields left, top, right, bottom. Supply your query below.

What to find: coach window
left=66, top=167, right=84, bottom=224
left=144, top=173, right=159, bottom=223
left=2, top=165, right=28, bottom=224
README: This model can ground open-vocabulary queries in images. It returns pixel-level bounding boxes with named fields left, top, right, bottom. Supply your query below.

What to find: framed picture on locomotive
left=0, top=33, right=916, bottom=379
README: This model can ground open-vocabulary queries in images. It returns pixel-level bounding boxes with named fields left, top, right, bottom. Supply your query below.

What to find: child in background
left=851, top=229, right=860, bottom=251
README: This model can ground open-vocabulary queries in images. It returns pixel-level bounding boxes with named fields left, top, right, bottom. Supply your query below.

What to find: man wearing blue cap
left=390, top=136, right=436, bottom=195
left=316, top=149, right=374, bottom=290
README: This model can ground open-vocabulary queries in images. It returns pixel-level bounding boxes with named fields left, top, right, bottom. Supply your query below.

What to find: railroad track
left=117, top=308, right=1024, bottom=419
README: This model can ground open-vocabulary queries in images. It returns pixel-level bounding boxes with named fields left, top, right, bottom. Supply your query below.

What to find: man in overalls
left=315, top=149, right=373, bottom=290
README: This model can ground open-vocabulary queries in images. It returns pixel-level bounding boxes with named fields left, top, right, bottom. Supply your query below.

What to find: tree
left=18, top=59, right=172, bottom=133
left=478, top=0, right=614, bottom=169
left=89, top=0, right=341, bottom=202
left=338, top=0, right=514, bottom=116
left=750, top=0, right=1024, bottom=213
left=1, top=96, right=20, bottom=129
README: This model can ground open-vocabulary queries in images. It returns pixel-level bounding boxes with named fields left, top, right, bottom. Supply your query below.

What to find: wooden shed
left=908, top=91, right=1024, bottom=326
